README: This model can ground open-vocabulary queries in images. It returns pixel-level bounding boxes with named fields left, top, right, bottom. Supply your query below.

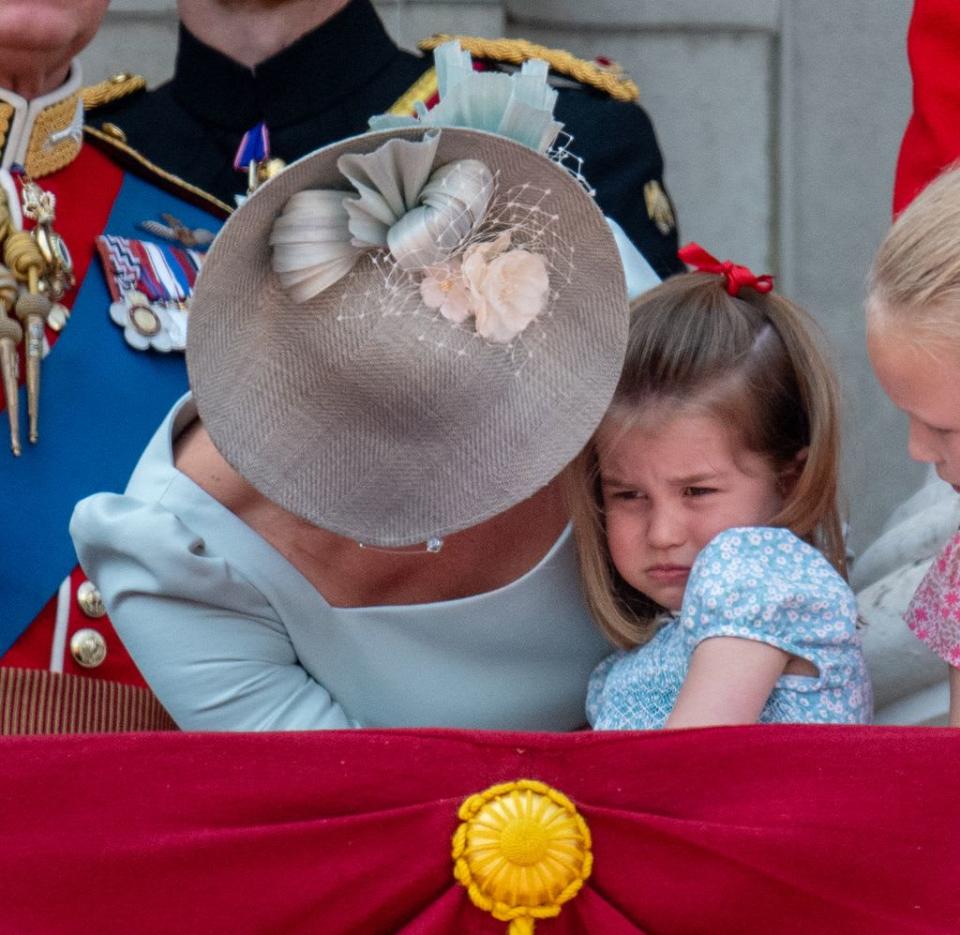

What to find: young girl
left=570, top=248, right=873, bottom=729
left=866, top=166, right=960, bottom=727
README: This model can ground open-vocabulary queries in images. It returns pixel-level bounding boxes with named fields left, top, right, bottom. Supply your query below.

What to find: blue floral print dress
left=587, top=527, right=873, bottom=729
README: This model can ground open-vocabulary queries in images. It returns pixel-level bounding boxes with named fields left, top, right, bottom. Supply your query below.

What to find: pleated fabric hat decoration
left=186, top=41, right=630, bottom=548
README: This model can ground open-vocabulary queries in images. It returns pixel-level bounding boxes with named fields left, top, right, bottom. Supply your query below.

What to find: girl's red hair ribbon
left=678, top=242, right=774, bottom=296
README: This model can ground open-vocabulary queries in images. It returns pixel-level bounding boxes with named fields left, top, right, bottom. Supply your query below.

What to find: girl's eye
left=603, top=487, right=644, bottom=502
left=683, top=486, right=716, bottom=497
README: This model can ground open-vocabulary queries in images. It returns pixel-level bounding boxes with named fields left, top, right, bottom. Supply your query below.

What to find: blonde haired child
left=867, top=165, right=960, bottom=727
left=570, top=249, right=872, bottom=729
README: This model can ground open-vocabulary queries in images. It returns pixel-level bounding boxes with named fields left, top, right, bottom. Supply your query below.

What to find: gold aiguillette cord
left=0, top=266, right=21, bottom=455
left=0, top=191, right=22, bottom=455
left=5, top=231, right=51, bottom=445
left=0, top=169, right=71, bottom=451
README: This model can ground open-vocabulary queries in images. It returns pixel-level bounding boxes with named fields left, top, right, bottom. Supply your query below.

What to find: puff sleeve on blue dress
left=588, top=527, right=873, bottom=730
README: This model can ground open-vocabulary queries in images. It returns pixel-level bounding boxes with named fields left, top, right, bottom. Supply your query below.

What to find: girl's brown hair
left=567, top=271, right=845, bottom=648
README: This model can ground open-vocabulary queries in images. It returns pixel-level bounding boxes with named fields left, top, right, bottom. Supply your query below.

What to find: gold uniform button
left=70, top=628, right=108, bottom=669
left=76, top=580, right=106, bottom=618
left=100, top=122, right=127, bottom=143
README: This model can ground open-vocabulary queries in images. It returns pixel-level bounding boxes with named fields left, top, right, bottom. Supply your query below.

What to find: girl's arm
left=949, top=666, right=960, bottom=727
left=665, top=636, right=789, bottom=729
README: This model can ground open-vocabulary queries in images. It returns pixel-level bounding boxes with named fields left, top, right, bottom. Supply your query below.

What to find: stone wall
left=80, top=0, right=919, bottom=552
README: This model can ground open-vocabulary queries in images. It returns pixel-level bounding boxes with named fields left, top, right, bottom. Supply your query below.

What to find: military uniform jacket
left=0, top=65, right=228, bottom=731
left=88, top=0, right=683, bottom=278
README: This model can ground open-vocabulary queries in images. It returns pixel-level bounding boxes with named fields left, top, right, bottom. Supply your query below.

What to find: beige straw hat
left=187, top=76, right=627, bottom=548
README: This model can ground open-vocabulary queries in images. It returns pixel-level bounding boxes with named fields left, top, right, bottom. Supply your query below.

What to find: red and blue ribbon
left=233, top=122, right=271, bottom=172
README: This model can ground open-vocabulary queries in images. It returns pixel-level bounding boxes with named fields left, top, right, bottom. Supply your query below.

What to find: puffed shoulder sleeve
left=585, top=652, right=618, bottom=727
left=905, top=529, right=960, bottom=666
left=678, top=527, right=859, bottom=667
left=70, top=493, right=358, bottom=731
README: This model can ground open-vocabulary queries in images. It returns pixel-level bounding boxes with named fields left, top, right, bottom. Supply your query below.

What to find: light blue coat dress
left=70, top=395, right=611, bottom=732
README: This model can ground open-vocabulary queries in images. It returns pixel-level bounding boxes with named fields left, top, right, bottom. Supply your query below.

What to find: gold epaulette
left=83, top=125, right=233, bottom=217
left=418, top=34, right=639, bottom=103
left=81, top=73, right=147, bottom=112
left=387, top=66, right=438, bottom=116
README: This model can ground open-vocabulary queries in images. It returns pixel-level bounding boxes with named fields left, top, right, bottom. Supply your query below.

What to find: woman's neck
left=174, top=420, right=569, bottom=607
left=278, top=484, right=567, bottom=607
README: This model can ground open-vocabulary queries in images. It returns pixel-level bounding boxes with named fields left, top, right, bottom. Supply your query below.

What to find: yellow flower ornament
left=452, top=779, right=592, bottom=934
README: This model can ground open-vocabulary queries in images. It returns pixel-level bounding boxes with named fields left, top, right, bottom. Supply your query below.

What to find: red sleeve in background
left=894, top=0, right=960, bottom=214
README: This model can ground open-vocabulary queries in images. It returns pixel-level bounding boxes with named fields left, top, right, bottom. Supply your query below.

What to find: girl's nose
left=646, top=502, right=684, bottom=549
left=907, top=418, right=938, bottom=465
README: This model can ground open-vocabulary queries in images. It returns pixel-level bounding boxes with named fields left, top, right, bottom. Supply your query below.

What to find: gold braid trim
left=418, top=34, right=639, bottom=103
left=84, top=124, right=233, bottom=216
left=0, top=668, right=177, bottom=734
left=81, top=73, right=147, bottom=112
left=386, top=66, right=438, bottom=116
left=24, top=91, right=83, bottom=178
left=0, top=102, right=13, bottom=157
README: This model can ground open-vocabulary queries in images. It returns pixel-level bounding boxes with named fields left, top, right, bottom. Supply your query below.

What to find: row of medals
left=2, top=153, right=284, bottom=455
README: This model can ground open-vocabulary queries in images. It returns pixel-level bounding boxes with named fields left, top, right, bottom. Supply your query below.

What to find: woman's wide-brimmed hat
left=186, top=45, right=630, bottom=547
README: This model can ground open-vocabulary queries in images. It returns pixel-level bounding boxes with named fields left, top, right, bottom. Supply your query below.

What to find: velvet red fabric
left=2, top=726, right=958, bottom=933
left=893, top=0, right=960, bottom=213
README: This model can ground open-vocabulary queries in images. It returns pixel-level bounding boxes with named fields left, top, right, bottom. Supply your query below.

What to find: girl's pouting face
left=867, top=316, right=960, bottom=493
left=597, top=409, right=786, bottom=612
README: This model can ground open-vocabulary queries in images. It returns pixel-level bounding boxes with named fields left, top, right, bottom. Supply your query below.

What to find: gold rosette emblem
left=452, top=779, right=592, bottom=934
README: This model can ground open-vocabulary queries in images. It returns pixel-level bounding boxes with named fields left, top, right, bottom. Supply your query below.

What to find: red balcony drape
left=2, top=726, right=958, bottom=934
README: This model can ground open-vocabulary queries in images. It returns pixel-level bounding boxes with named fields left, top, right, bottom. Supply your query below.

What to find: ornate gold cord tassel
left=6, top=231, right=50, bottom=444
left=0, top=267, right=22, bottom=455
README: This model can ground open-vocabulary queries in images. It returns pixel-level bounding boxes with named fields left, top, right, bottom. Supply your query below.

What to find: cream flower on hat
left=419, top=258, right=472, bottom=323
left=421, top=232, right=551, bottom=342
left=462, top=232, right=550, bottom=343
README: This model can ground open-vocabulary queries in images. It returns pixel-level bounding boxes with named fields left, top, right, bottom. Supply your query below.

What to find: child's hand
left=665, top=637, right=790, bottom=729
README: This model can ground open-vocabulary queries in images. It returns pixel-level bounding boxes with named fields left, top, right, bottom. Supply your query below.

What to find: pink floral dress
left=906, top=530, right=960, bottom=667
